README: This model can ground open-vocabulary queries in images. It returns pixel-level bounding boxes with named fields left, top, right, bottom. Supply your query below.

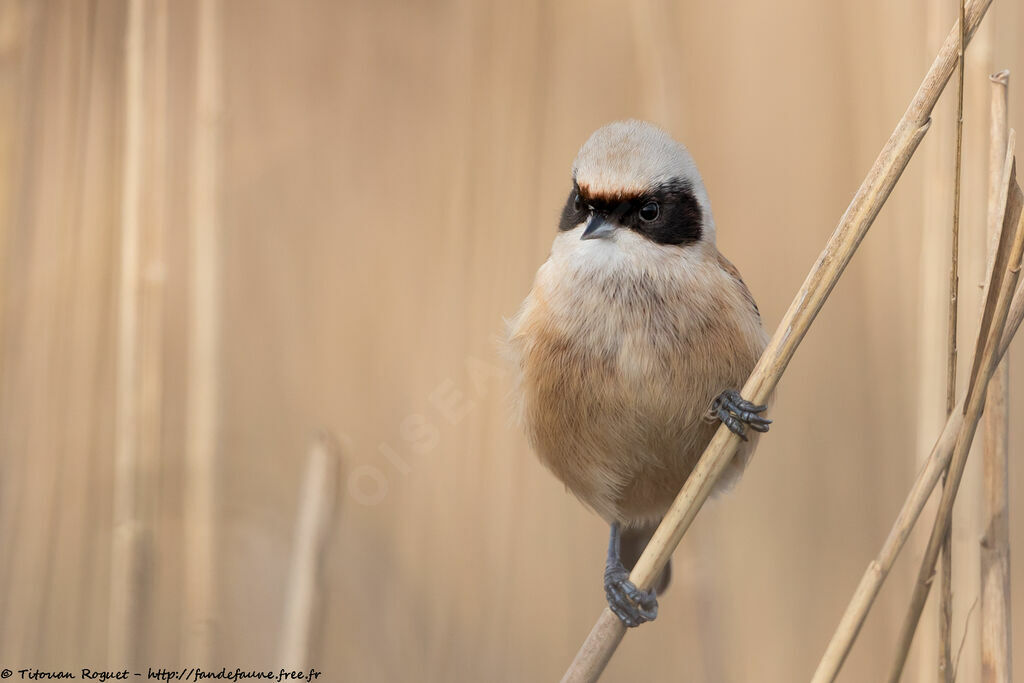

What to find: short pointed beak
left=580, top=214, right=615, bottom=240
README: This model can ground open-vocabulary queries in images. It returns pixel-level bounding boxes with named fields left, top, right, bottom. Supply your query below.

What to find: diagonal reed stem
left=812, top=132, right=1024, bottom=683
left=887, top=148, right=1024, bottom=682
left=279, top=435, right=341, bottom=671
left=560, top=2, right=995, bottom=680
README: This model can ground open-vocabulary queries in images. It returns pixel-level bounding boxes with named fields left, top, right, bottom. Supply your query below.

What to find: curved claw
left=717, top=408, right=748, bottom=440
left=604, top=566, right=658, bottom=627
left=713, top=389, right=772, bottom=440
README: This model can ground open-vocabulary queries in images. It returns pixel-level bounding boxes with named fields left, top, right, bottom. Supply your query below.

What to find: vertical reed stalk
left=938, top=2, right=966, bottom=679
left=980, top=68, right=1012, bottom=683
left=135, top=0, right=169, bottom=663
left=185, top=0, right=222, bottom=665
left=947, top=0, right=967, bottom=421
left=110, top=0, right=145, bottom=666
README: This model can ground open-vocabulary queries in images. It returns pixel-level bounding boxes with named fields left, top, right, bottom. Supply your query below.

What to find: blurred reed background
left=1, top=0, right=1023, bottom=681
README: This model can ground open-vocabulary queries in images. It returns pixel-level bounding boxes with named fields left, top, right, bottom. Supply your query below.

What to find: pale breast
left=506, top=232, right=767, bottom=523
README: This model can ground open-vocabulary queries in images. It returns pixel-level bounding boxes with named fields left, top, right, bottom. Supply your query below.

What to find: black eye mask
left=558, top=179, right=704, bottom=246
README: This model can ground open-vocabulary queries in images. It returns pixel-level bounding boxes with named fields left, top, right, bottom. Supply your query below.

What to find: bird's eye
left=573, top=193, right=583, bottom=213
left=639, top=201, right=660, bottom=222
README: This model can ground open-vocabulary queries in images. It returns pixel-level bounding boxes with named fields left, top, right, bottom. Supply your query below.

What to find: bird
left=505, top=120, right=772, bottom=627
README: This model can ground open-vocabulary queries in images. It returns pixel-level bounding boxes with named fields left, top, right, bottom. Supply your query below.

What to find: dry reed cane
left=128, top=0, right=170, bottom=666
left=887, top=148, right=1024, bottom=682
left=980, top=68, right=1011, bottom=683
left=560, top=2, right=995, bottom=681
left=110, top=0, right=145, bottom=666
left=185, top=0, right=222, bottom=664
left=811, top=133, right=1023, bottom=683
left=938, top=2, right=967, bottom=678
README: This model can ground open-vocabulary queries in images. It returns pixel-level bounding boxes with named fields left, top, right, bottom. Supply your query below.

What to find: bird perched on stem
left=506, top=120, right=772, bottom=627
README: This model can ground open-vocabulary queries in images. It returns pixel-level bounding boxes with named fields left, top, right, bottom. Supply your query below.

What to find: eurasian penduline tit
left=506, top=120, right=772, bottom=626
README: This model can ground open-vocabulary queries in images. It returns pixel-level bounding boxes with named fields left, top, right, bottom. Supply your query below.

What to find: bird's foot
left=604, top=561, right=658, bottom=627
left=711, top=389, right=771, bottom=441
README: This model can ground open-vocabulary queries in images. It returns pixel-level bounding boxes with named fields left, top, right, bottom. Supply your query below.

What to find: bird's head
left=560, top=120, right=715, bottom=247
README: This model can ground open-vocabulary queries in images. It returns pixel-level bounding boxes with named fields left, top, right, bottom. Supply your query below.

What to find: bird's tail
left=619, top=523, right=671, bottom=595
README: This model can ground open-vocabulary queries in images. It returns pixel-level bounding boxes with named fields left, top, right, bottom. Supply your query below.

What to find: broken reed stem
left=109, top=0, right=145, bottom=667
left=184, top=0, right=222, bottom=665
left=949, top=0, right=967, bottom=417
left=938, top=2, right=967, bottom=679
left=279, top=435, right=340, bottom=671
left=887, top=149, right=1024, bottom=683
left=980, top=68, right=1012, bottom=683
left=560, top=2, right=994, bottom=681
left=811, top=134, right=1023, bottom=683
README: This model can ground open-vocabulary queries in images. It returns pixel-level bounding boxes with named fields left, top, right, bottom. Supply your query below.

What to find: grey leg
left=603, top=522, right=658, bottom=627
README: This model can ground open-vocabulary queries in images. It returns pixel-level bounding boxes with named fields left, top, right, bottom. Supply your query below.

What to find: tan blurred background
left=2, top=0, right=1024, bottom=681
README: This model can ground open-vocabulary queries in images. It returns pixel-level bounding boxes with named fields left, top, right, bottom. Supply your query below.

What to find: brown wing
left=716, top=252, right=761, bottom=319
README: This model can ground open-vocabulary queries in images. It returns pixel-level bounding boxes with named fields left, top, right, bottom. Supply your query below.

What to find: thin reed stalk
left=110, top=0, right=145, bottom=666
left=980, top=68, right=1012, bottom=683
left=560, top=2, right=994, bottom=680
left=811, top=133, right=1023, bottom=683
left=135, top=0, right=169, bottom=664
left=184, top=0, right=222, bottom=664
left=887, top=147, right=1024, bottom=682
left=938, top=2, right=967, bottom=679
